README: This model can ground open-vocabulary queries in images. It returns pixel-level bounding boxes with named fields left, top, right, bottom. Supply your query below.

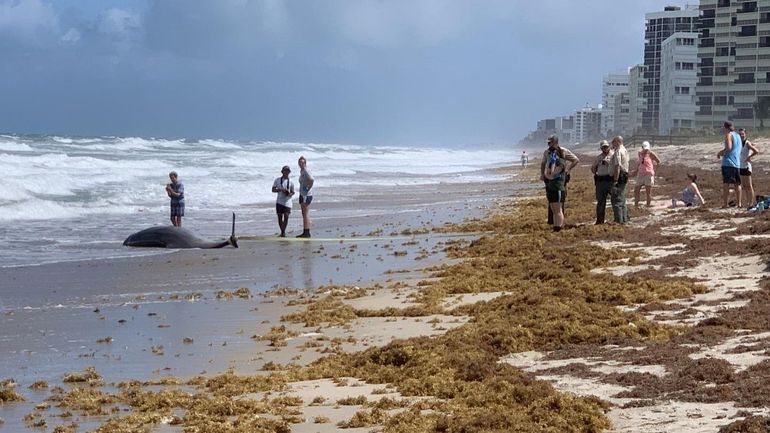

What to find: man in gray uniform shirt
left=590, top=140, right=614, bottom=224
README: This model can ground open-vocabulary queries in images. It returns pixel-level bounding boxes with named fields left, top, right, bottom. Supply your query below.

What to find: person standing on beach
left=521, top=151, right=528, bottom=167
left=738, top=128, right=760, bottom=207
left=165, top=171, right=184, bottom=227
left=630, top=141, right=660, bottom=208
left=272, top=165, right=295, bottom=237
left=717, top=121, right=743, bottom=208
left=540, top=135, right=579, bottom=225
left=297, top=155, right=314, bottom=238
left=544, top=146, right=567, bottom=231
left=609, top=136, right=630, bottom=224
left=591, top=140, right=614, bottom=224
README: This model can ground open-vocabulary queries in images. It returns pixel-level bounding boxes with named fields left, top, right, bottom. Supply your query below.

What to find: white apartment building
left=613, top=92, right=631, bottom=136
left=628, top=64, right=647, bottom=134
left=573, top=105, right=602, bottom=144
left=601, top=71, right=630, bottom=135
left=695, top=0, right=770, bottom=129
left=643, top=5, right=699, bottom=133
left=660, top=32, right=698, bottom=134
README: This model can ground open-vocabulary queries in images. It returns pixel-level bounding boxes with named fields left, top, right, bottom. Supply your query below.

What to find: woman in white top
left=738, top=128, right=760, bottom=207
left=297, top=156, right=315, bottom=238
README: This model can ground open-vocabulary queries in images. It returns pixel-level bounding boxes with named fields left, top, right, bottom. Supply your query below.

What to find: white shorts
left=637, top=175, right=654, bottom=187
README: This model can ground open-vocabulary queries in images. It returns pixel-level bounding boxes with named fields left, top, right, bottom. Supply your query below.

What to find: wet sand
left=0, top=174, right=521, bottom=431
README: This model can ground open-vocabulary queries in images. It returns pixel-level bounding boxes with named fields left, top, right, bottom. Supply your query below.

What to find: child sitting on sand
left=671, top=173, right=705, bottom=208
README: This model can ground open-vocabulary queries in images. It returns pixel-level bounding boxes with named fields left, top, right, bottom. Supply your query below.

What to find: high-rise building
left=601, top=71, right=630, bottom=135
left=660, top=32, right=698, bottom=134
left=695, top=0, right=770, bottom=129
left=628, top=64, right=647, bottom=134
left=613, top=92, right=632, bottom=136
left=643, top=6, right=699, bottom=133
left=573, top=105, right=602, bottom=144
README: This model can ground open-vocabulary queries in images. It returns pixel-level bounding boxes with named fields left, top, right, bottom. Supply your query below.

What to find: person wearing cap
left=272, top=165, right=295, bottom=237
left=165, top=171, right=184, bottom=227
left=609, top=135, right=630, bottom=224
left=540, top=135, right=579, bottom=225
left=590, top=140, right=614, bottom=224
left=717, top=121, right=743, bottom=208
left=630, top=141, right=660, bottom=208
left=738, top=128, right=760, bottom=208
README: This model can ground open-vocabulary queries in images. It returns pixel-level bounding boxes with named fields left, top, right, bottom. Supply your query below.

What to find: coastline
left=0, top=172, right=522, bottom=432
left=4, top=140, right=770, bottom=432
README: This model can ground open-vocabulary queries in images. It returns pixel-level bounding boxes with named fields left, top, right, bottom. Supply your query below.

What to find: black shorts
left=740, top=167, right=752, bottom=177
left=721, top=166, right=741, bottom=185
left=170, top=202, right=184, bottom=217
left=299, top=195, right=313, bottom=205
left=276, top=203, right=291, bottom=215
left=546, top=189, right=565, bottom=204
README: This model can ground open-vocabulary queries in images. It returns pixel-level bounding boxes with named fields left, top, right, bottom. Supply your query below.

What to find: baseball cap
left=599, top=140, right=610, bottom=148
left=641, top=141, right=651, bottom=150
left=281, top=165, right=291, bottom=172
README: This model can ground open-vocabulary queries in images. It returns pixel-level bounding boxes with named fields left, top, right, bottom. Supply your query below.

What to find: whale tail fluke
left=229, top=212, right=239, bottom=248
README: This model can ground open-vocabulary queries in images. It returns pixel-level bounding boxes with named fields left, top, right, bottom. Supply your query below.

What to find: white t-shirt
left=273, top=177, right=294, bottom=207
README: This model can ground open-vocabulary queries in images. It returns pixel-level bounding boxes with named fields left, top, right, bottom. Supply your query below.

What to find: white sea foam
left=0, top=133, right=517, bottom=266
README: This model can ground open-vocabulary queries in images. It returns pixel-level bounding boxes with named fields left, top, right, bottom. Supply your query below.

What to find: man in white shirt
left=272, top=165, right=295, bottom=237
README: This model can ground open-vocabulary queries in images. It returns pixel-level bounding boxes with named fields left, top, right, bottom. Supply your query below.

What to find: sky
left=0, top=0, right=694, bottom=146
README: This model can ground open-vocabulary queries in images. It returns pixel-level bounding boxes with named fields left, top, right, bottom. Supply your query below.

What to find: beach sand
left=0, top=173, right=521, bottom=432
left=5, top=141, right=770, bottom=432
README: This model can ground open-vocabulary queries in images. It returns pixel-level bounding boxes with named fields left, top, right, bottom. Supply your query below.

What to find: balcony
left=698, top=77, right=713, bottom=86
left=717, top=0, right=730, bottom=7
left=700, top=38, right=715, bottom=48
left=739, top=2, right=758, bottom=13
left=696, top=107, right=713, bottom=115
left=739, top=26, right=757, bottom=37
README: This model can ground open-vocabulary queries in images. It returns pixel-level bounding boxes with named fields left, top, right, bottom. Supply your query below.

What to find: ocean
left=0, top=134, right=515, bottom=267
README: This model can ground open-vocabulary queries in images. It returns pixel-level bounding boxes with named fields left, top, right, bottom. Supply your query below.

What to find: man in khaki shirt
left=540, top=135, right=579, bottom=225
left=590, top=140, right=614, bottom=224
left=609, top=136, right=630, bottom=224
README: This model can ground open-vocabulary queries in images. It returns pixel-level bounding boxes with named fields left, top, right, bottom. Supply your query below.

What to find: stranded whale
left=123, top=213, right=238, bottom=249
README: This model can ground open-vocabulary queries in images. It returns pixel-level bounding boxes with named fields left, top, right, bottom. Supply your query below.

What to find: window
left=681, top=87, right=690, bottom=94
left=682, top=62, right=694, bottom=70
left=715, top=67, right=728, bottom=76
left=715, top=96, right=728, bottom=105
left=736, top=73, right=755, bottom=83
left=740, top=25, right=757, bottom=37
left=740, top=2, right=757, bottom=13
left=675, top=62, right=682, bottom=70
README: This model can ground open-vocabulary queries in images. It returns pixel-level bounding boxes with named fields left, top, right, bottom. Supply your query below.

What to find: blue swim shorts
left=170, top=202, right=185, bottom=217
